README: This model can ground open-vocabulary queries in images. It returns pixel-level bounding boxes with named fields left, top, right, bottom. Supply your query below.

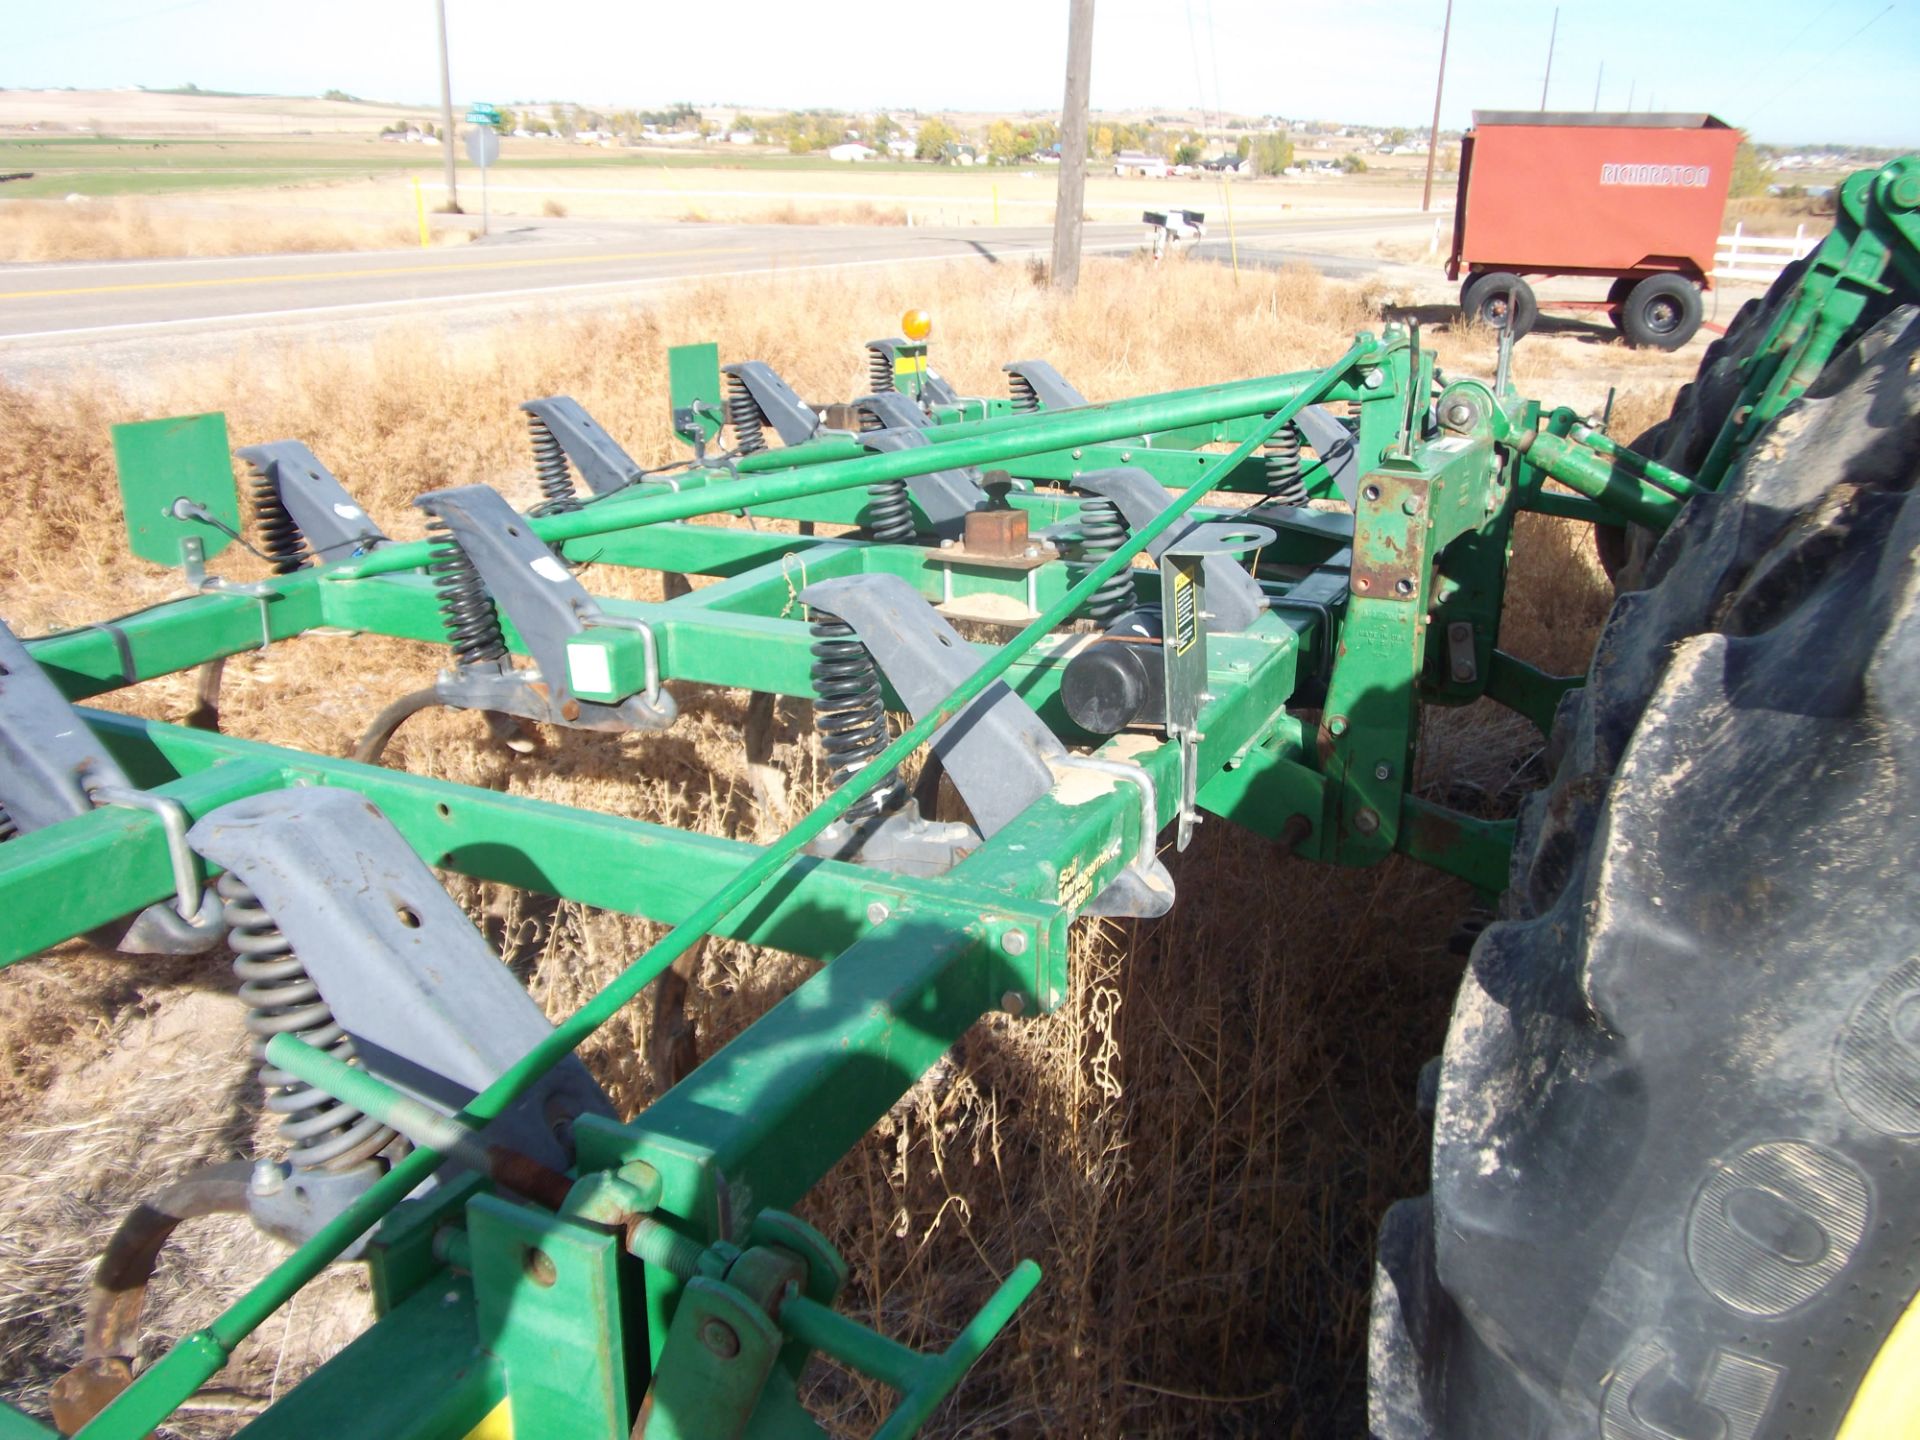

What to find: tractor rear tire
left=1619, top=273, right=1704, bottom=349
left=1462, top=271, right=1538, bottom=339
left=1370, top=304, right=1920, bottom=1439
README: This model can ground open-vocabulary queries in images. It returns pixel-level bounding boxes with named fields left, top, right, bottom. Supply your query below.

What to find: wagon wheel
left=1619, top=273, right=1704, bottom=350
left=1461, top=271, right=1538, bottom=339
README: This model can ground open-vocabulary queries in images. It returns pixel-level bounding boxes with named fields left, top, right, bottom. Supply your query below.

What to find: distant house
left=727, top=130, right=754, bottom=145
left=885, top=137, right=916, bottom=158
left=828, top=142, right=877, bottom=162
left=1114, top=151, right=1169, bottom=178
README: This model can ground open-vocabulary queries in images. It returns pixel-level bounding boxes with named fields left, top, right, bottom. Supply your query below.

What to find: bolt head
left=865, top=901, right=890, bottom=925
left=1402, top=495, right=1424, bottom=515
left=1001, top=990, right=1026, bottom=1016
left=1363, top=368, right=1385, bottom=390
left=1442, top=401, right=1474, bottom=428
left=523, top=1248, right=558, bottom=1287
left=701, top=1318, right=741, bottom=1359
left=1353, top=807, right=1381, bottom=836
left=1001, top=929, right=1030, bottom=957
left=1452, top=663, right=1475, bottom=682
left=1328, top=715, right=1348, bottom=736
left=249, top=1159, right=285, bottom=1198
left=1374, top=762, right=1393, bottom=782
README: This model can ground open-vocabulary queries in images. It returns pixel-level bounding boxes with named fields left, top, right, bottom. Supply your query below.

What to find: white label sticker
left=567, top=642, right=613, bottom=696
left=331, top=502, right=364, bottom=519
left=531, top=555, right=570, bottom=583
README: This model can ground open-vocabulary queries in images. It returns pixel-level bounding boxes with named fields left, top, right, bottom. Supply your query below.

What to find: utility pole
left=1051, top=0, right=1095, bottom=292
left=1540, top=6, right=1558, bottom=109
left=1593, top=61, right=1604, bottom=111
left=1421, top=0, right=1455, bottom=213
left=434, top=0, right=460, bottom=212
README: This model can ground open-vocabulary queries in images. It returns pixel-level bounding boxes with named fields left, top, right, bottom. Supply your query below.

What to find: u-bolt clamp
left=83, top=780, right=224, bottom=945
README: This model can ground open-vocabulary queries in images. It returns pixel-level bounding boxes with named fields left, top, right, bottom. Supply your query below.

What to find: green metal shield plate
left=668, top=343, right=725, bottom=448
left=111, top=412, right=238, bottom=567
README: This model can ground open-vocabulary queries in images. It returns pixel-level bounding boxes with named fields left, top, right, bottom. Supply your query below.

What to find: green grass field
left=0, top=133, right=989, bottom=201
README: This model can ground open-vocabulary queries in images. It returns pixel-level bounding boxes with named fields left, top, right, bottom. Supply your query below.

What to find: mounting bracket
left=187, top=788, right=616, bottom=1181
left=416, top=484, right=676, bottom=733
left=235, top=440, right=391, bottom=567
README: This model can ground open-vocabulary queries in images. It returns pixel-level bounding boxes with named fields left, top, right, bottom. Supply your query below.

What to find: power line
left=1747, top=2, right=1896, bottom=123
left=1541, top=7, right=1559, bottom=109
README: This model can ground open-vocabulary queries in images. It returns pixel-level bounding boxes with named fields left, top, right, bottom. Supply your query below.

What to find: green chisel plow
left=2, top=157, right=1915, bottom=1440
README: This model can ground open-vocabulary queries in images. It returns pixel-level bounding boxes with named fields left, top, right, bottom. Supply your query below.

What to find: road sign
left=464, top=127, right=500, bottom=168
left=465, top=102, right=502, bottom=126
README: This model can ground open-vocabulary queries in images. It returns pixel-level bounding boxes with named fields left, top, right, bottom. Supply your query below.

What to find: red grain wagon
left=1448, top=111, right=1740, bottom=349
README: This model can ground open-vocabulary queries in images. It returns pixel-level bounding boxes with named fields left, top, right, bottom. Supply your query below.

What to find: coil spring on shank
left=222, top=872, right=397, bottom=1172
left=866, top=343, right=896, bottom=394
left=866, top=479, right=914, bottom=542
left=247, top=461, right=309, bottom=574
left=808, top=610, right=900, bottom=821
left=1008, top=372, right=1040, bottom=413
left=425, top=514, right=508, bottom=669
left=1078, top=495, right=1136, bottom=624
left=726, top=372, right=768, bottom=454
left=1263, top=421, right=1308, bottom=506
left=527, top=413, right=581, bottom=515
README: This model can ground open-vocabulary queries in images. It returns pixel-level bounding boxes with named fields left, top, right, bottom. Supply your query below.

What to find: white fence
left=1714, top=223, right=1820, bottom=283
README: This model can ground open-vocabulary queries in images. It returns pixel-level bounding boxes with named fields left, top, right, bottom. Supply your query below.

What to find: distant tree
left=321, top=88, right=357, bottom=103
left=1094, top=124, right=1116, bottom=157
left=915, top=117, right=957, bottom=161
left=986, top=119, right=1020, bottom=164
left=494, top=106, right=517, bottom=134
left=1235, top=135, right=1251, bottom=162
left=1248, top=131, right=1293, bottom=175
left=1173, top=139, right=1202, bottom=166
left=1386, top=126, right=1410, bottom=145
left=1730, top=138, right=1773, bottom=198
left=1340, top=152, right=1368, bottom=173
left=870, top=113, right=899, bottom=143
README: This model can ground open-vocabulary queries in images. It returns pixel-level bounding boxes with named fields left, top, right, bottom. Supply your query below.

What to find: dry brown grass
left=0, top=256, right=1681, bottom=1434
left=678, top=200, right=911, bottom=227
left=0, top=198, right=464, bottom=263
left=1724, top=192, right=1836, bottom=235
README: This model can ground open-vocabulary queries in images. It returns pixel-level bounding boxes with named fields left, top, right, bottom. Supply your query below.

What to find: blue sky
left=5, top=0, right=1915, bottom=147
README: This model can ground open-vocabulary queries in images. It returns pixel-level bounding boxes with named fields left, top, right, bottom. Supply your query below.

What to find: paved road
left=0, top=211, right=1433, bottom=381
